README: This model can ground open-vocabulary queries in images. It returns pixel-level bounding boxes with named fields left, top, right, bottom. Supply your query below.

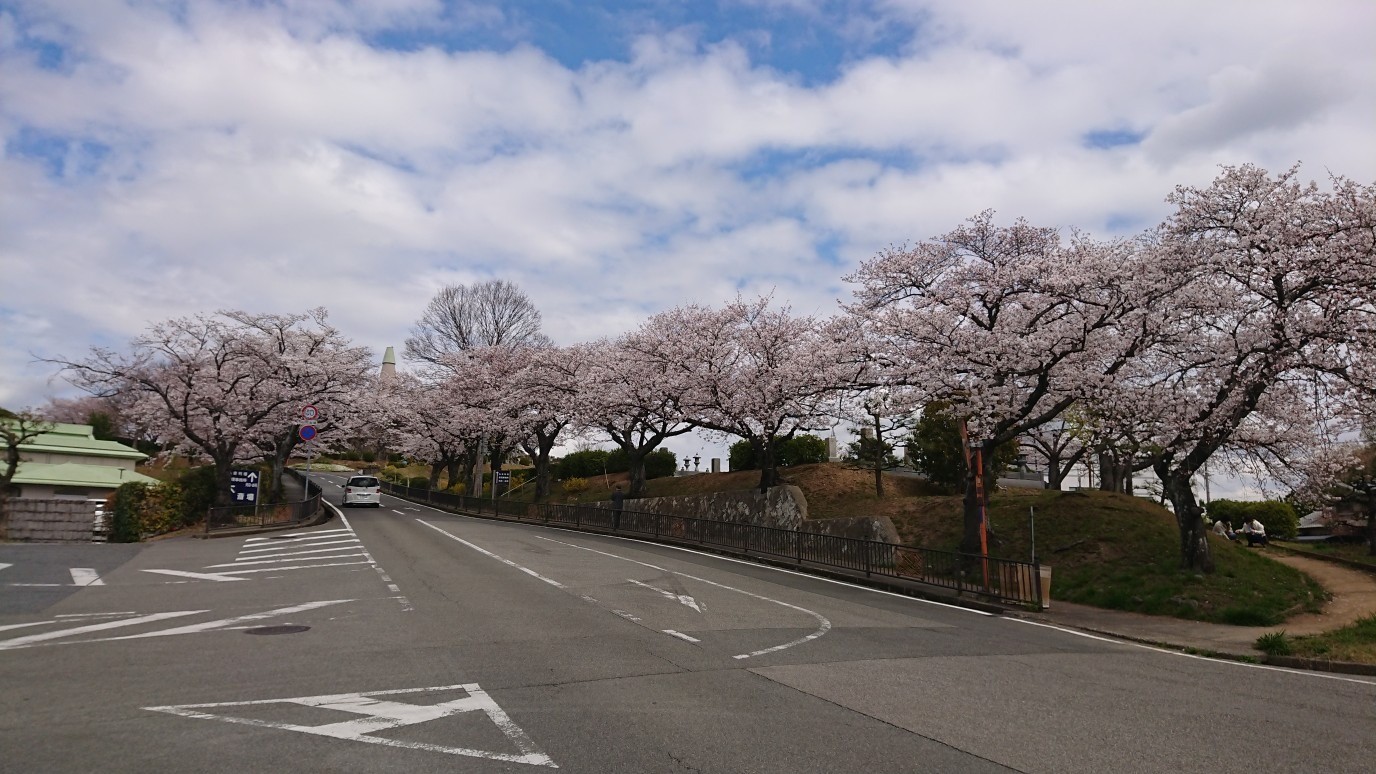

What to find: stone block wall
left=625, top=485, right=897, bottom=544
left=1, top=498, right=98, bottom=542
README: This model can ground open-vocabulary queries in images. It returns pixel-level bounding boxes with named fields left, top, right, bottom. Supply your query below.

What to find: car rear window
left=347, top=477, right=379, bottom=487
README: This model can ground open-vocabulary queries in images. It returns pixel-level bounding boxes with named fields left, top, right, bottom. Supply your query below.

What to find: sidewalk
left=1013, top=552, right=1376, bottom=660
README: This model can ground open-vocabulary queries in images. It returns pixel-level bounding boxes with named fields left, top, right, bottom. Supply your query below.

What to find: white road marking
left=1005, top=618, right=1376, bottom=687
left=0, top=621, right=55, bottom=633
left=627, top=578, right=702, bottom=612
left=663, top=629, right=700, bottom=643
left=209, top=552, right=366, bottom=568
left=336, top=511, right=412, bottom=612
left=92, top=600, right=352, bottom=642
left=144, top=683, right=556, bottom=767
left=537, top=536, right=832, bottom=660
left=239, top=538, right=359, bottom=553
left=613, top=610, right=641, bottom=622
left=69, top=568, right=103, bottom=586
left=55, top=612, right=137, bottom=618
left=0, top=563, right=10, bottom=572
left=142, top=569, right=247, bottom=582
left=392, top=509, right=406, bottom=515
left=244, top=528, right=353, bottom=543
left=198, top=561, right=371, bottom=575
left=8, top=583, right=63, bottom=587
left=0, top=611, right=205, bottom=650
left=416, top=520, right=566, bottom=589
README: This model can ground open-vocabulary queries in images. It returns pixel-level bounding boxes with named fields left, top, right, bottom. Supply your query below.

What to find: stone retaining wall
left=2, top=498, right=99, bottom=542
left=626, top=485, right=897, bottom=543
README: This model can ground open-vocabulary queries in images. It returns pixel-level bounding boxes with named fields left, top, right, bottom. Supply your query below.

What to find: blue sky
left=2, top=0, right=1374, bottom=487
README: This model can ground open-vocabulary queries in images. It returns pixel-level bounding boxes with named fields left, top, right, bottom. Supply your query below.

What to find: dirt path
left=1268, top=553, right=1376, bottom=635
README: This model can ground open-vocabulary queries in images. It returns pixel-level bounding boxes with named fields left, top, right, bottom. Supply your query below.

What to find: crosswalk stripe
left=239, top=538, right=359, bottom=554
left=243, top=529, right=352, bottom=543
left=207, top=552, right=366, bottom=568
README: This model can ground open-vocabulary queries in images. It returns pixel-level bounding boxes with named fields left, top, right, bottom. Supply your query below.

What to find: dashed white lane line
left=416, top=520, right=566, bottom=589
left=536, top=535, right=832, bottom=660
left=336, top=511, right=412, bottom=612
left=392, top=509, right=406, bottom=515
left=663, top=629, right=700, bottom=643
left=627, top=578, right=702, bottom=612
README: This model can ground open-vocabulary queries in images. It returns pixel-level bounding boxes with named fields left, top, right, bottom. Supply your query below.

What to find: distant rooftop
left=6, top=420, right=148, bottom=461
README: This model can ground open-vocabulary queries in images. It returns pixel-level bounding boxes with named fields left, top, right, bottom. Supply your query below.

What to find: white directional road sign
left=229, top=469, right=260, bottom=503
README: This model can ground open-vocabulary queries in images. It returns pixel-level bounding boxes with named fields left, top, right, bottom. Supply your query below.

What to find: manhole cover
left=243, top=625, right=311, bottom=635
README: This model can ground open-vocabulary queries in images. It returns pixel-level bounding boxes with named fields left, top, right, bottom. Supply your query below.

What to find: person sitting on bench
left=1240, top=517, right=1268, bottom=547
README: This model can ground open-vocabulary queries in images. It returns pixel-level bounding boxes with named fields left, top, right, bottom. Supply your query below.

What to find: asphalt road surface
left=3, top=472, right=1373, bottom=773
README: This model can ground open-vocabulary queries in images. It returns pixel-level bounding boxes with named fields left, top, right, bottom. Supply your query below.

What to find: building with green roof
left=5, top=421, right=159, bottom=500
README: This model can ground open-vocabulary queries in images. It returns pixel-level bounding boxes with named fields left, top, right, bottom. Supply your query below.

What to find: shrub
left=448, top=482, right=467, bottom=495
left=1255, top=631, right=1292, bottom=656
left=563, top=477, right=590, bottom=494
left=406, top=476, right=431, bottom=489
left=645, top=448, right=677, bottom=479
left=109, top=482, right=150, bottom=543
left=360, top=450, right=376, bottom=463
left=177, top=466, right=218, bottom=526
left=557, top=450, right=611, bottom=479
left=729, top=434, right=830, bottom=471
left=1207, top=499, right=1299, bottom=539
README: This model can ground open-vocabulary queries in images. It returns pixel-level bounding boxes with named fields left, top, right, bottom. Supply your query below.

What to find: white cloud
left=2, top=0, right=1373, bottom=442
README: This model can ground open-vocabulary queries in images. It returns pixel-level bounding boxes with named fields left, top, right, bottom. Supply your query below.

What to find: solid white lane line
left=55, top=612, right=138, bottom=618
left=239, top=538, right=359, bottom=553
left=1005, top=618, right=1376, bottom=687
left=336, top=511, right=412, bottom=613
left=93, top=600, right=353, bottom=642
left=537, top=536, right=831, bottom=660
left=0, top=611, right=206, bottom=650
left=208, top=552, right=366, bottom=568
left=69, top=568, right=103, bottom=586
left=416, top=520, right=566, bottom=589
left=663, top=629, right=700, bottom=643
left=142, top=569, right=247, bottom=582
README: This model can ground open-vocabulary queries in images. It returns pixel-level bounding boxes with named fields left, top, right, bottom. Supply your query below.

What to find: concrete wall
left=2, top=498, right=99, bottom=542
left=626, top=485, right=898, bottom=544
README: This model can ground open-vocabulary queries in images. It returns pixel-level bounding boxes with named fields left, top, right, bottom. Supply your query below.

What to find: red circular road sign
left=299, top=425, right=318, bottom=442
left=301, top=405, right=319, bottom=421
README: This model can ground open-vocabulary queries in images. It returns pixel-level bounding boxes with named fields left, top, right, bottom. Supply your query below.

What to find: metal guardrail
left=204, top=470, right=324, bottom=533
left=381, top=482, right=1044, bottom=607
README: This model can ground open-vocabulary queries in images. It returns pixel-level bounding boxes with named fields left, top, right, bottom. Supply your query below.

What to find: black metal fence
left=205, top=470, right=324, bottom=533
left=381, top=482, right=1043, bottom=607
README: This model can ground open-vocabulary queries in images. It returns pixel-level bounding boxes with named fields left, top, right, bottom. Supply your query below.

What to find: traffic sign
left=301, top=405, right=319, bottom=421
left=495, top=471, right=511, bottom=484
left=299, top=425, right=318, bottom=442
left=229, top=469, right=260, bottom=503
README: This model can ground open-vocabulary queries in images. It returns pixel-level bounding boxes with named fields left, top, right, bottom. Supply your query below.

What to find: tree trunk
left=213, top=459, right=235, bottom=507
left=959, top=451, right=991, bottom=555
left=532, top=432, right=557, bottom=502
left=269, top=432, right=298, bottom=502
left=873, top=463, right=884, bottom=497
left=445, top=459, right=461, bottom=489
left=1366, top=489, right=1375, bottom=557
left=755, top=437, right=781, bottom=493
left=428, top=463, right=443, bottom=489
left=1157, top=464, right=1214, bottom=573
left=626, top=447, right=648, bottom=498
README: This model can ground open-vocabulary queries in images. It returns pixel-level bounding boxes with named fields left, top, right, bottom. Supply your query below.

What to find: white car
left=342, top=476, right=381, bottom=507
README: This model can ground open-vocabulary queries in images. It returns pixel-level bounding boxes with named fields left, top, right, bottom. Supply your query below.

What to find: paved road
left=3, top=473, right=1374, bottom=773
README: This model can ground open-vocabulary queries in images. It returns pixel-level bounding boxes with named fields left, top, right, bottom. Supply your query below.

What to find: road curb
left=1262, top=655, right=1376, bottom=676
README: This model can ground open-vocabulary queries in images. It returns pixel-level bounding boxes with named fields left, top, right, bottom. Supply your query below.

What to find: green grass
left=1281, top=615, right=1376, bottom=663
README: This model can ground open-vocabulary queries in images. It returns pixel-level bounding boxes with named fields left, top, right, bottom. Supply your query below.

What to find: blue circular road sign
left=299, top=425, right=317, bottom=441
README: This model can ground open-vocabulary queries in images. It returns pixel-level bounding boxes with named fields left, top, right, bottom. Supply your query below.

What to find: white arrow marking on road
left=0, top=621, right=56, bottom=633
left=0, top=610, right=205, bottom=650
left=663, top=629, right=700, bottom=643
left=144, top=683, right=556, bottom=767
left=537, top=536, right=831, bottom=660
left=142, top=569, right=247, bottom=582
left=0, top=563, right=10, bottom=572
left=70, top=568, right=103, bottom=586
left=626, top=578, right=701, bottom=612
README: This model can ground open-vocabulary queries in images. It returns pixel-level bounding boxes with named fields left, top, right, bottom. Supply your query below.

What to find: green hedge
left=728, top=435, right=829, bottom=471
left=1207, top=499, right=1299, bottom=539
left=107, top=465, right=223, bottom=542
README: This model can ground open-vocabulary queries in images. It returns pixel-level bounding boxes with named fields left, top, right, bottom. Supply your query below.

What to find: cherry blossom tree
left=626, top=297, right=853, bottom=493
left=570, top=337, right=698, bottom=498
left=1019, top=417, right=1086, bottom=491
left=847, top=214, right=1160, bottom=555
left=1128, top=164, right=1376, bottom=572
left=57, top=309, right=372, bottom=506
left=377, top=371, right=479, bottom=489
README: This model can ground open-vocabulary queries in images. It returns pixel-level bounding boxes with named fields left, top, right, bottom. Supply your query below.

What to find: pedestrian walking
left=611, top=485, right=625, bottom=530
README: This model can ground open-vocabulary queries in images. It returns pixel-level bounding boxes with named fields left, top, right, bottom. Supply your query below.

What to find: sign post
left=494, top=470, right=511, bottom=499
left=299, top=410, right=319, bottom=497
